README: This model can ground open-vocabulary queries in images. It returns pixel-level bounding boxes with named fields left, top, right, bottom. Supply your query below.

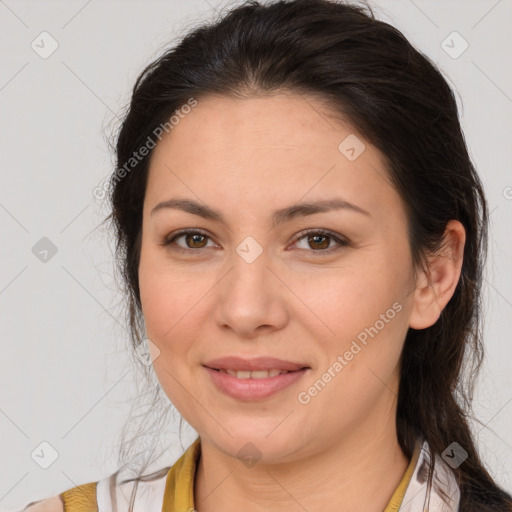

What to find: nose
left=213, top=242, right=288, bottom=339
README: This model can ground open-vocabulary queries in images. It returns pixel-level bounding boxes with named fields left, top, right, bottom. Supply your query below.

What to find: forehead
left=144, top=93, right=401, bottom=223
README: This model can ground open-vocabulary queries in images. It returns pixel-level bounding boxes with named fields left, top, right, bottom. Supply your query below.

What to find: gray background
left=1, top=0, right=511, bottom=509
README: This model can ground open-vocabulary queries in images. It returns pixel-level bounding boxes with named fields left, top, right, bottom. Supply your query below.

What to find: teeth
left=221, top=369, right=288, bottom=379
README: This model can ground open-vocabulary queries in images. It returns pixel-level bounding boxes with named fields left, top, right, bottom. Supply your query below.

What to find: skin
left=24, top=496, right=63, bottom=512
left=137, top=92, right=465, bottom=512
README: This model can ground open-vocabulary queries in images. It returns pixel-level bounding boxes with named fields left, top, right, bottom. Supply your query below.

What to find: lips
left=203, top=356, right=308, bottom=373
left=203, top=356, right=310, bottom=400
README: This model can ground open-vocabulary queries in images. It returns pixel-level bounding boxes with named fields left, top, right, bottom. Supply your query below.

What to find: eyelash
left=161, top=228, right=349, bottom=256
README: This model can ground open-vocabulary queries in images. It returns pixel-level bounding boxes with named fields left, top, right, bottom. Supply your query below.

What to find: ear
left=408, top=220, right=466, bottom=330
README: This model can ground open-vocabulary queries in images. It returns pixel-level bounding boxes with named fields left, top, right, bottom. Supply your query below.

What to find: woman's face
left=139, top=93, right=418, bottom=461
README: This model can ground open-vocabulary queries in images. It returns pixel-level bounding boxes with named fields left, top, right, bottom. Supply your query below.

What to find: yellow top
left=59, top=482, right=97, bottom=512
left=60, top=437, right=421, bottom=512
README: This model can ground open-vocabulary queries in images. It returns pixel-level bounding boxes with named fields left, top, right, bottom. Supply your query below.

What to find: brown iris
left=308, top=234, right=330, bottom=250
left=186, top=233, right=208, bottom=248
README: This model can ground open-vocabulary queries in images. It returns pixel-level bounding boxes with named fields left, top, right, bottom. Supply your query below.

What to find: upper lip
left=204, top=356, right=309, bottom=372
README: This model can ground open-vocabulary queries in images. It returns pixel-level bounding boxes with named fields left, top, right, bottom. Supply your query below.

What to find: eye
left=162, top=229, right=217, bottom=252
left=291, top=229, right=349, bottom=255
left=161, top=228, right=349, bottom=256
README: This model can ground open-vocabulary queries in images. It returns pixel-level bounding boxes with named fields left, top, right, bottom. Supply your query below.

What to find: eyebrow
left=150, top=197, right=371, bottom=227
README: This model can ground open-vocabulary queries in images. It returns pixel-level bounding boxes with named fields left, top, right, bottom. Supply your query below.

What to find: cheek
left=139, top=245, right=209, bottom=341
left=292, top=258, right=410, bottom=349
left=140, top=281, right=200, bottom=362
left=138, top=261, right=204, bottom=416
left=138, top=262, right=197, bottom=391
left=295, top=272, right=408, bottom=431
left=290, top=250, right=412, bottom=413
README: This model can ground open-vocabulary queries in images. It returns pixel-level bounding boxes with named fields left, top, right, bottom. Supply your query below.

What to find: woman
left=23, top=0, right=512, bottom=510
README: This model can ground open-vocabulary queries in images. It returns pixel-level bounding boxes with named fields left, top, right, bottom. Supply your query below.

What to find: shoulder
left=102, top=438, right=201, bottom=512
left=23, top=496, right=63, bottom=511
left=23, top=480, right=98, bottom=512
left=59, top=480, right=98, bottom=512
left=18, top=440, right=200, bottom=512
left=18, top=468, right=172, bottom=512
left=97, top=466, right=171, bottom=512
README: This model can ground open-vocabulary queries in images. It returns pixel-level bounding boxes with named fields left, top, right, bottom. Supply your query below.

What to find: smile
left=218, top=368, right=289, bottom=379
left=204, top=365, right=309, bottom=400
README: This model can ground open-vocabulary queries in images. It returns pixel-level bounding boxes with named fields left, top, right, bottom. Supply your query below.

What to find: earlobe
left=408, top=220, right=466, bottom=330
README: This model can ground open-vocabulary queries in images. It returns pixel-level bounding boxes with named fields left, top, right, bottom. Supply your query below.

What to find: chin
left=204, top=424, right=303, bottom=463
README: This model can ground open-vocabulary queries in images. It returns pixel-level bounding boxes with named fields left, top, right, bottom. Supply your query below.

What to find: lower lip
left=204, top=367, right=309, bottom=400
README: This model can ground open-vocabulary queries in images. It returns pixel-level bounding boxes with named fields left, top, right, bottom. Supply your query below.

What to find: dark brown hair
left=105, top=0, right=512, bottom=509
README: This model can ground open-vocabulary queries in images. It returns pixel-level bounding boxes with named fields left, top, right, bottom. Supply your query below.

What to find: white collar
left=399, top=438, right=460, bottom=511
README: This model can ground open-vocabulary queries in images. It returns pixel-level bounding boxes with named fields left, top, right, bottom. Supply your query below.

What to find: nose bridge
left=228, top=234, right=271, bottom=296
left=235, top=234, right=266, bottom=266
left=213, top=234, right=286, bottom=334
